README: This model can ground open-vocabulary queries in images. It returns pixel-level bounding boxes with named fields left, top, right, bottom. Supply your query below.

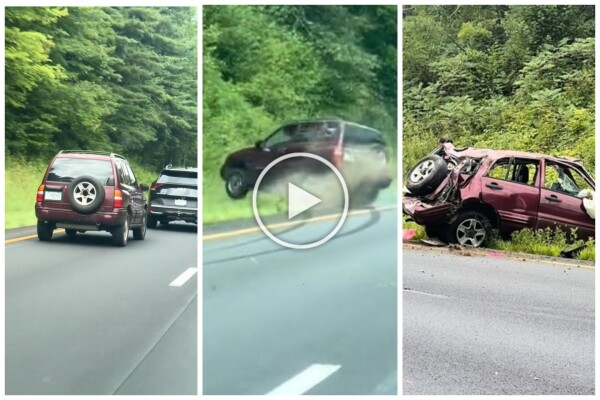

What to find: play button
left=252, top=152, right=349, bottom=249
left=288, top=182, right=321, bottom=219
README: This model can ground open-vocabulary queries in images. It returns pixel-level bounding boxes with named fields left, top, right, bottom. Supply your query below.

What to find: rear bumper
left=149, top=205, right=197, bottom=223
left=35, top=204, right=127, bottom=230
left=402, top=197, right=452, bottom=225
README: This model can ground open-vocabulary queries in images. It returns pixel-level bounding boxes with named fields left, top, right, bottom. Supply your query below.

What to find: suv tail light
left=333, top=143, right=344, bottom=168
left=37, top=184, right=45, bottom=202
left=114, top=190, right=123, bottom=209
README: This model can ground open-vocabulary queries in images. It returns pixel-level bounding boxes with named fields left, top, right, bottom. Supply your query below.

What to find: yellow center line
left=5, top=229, right=65, bottom=244
left=203, top=205, right=397, bottom=241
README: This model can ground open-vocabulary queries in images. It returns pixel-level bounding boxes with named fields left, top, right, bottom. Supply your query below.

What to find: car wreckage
left=403, top=142, right=595, bottom=247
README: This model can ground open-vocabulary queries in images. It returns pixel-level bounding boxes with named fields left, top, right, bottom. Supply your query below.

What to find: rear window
left=343, top=124, right=385, bottom=145
left=46, top=158, right=114, bottom=185
left=157, top=170, right=197, bottom=186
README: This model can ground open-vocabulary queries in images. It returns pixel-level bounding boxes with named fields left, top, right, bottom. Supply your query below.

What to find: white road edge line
left=266, top=364, right=341, bottom=395
left=169, top=267, right=198, bottom=287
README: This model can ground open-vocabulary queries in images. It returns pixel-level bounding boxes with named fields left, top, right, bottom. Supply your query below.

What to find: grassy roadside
left=5, top=157, right=159, bottom=230
left=402, top=216, right=595, bottom=262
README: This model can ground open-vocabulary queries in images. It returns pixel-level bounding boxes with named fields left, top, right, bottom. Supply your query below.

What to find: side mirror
left=255, top=140, right=263, bottom=149
left=140, top=184, right=149, bottom=191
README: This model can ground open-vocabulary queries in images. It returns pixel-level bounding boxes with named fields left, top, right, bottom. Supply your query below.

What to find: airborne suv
left=147, top=166, right=198, bottom=228
left=35, top=151, right=149, bottom=247
left=220, top=119, right=393, bottom=206
left=403, top=143, right=595, bottom=247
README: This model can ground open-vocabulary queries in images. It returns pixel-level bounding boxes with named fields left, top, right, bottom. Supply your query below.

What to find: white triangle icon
left=288, top=182, right=322, bottom=219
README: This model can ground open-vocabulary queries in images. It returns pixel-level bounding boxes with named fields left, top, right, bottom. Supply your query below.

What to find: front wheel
left=37, top=220, right=54, bottom=241
left=446, top=211, right=490, bottom=248
left=225, top=168, right=249, bottom=199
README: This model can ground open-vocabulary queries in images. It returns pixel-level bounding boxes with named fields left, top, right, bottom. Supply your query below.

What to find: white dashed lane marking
left=169, top=267, right=197, bottom=287
left=266, top=364, right=341, bottom=395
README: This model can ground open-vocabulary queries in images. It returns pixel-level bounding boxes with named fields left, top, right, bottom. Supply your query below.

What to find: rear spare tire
left=67, top=175, right=105, bottom=214
left=406, top=155, right=448, bottom=196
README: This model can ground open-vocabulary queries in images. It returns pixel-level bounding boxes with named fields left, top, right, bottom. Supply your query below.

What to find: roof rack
left=58, top=150, right=126, bottom=160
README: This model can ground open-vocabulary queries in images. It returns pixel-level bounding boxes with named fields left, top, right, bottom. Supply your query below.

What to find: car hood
left=227, top=147, right=256, bottom=161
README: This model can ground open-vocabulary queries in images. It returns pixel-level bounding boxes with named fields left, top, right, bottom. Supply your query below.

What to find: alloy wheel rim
left=74, top=182, right=96, bottom=205
left=456, top=218, right=486, bottom=247
left=228, top=174, right=243, bottom=192
left=410, top=160, right=435, bottom=183
left=123, top=219, right=129, bottom=243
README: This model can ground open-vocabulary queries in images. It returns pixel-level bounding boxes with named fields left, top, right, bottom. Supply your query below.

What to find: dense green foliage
left=403, top=5, right=595, bottom=175
left=203, top=5, right=397, bottom=188
left=5, top=7, right=197, bottom=170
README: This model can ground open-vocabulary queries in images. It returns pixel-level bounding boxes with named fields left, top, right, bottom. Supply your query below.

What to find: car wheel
left=147, top=213, right=158, bottom=229
left=112, top=217, right=129, bottom=247
left=225, top=168, right=249, bottom=199
left=65, top=229, right=77, bottom=237
left=446, top=211, right=490, bottom=248
left=406, top=155, right=448, bottom=196
left=67, top=175, right=105, bottom=214
left=425, top=225, right=446, bottom=240
left=133, top=213, right=147, bottom=240
left=37, top=220, right=54, bottom=241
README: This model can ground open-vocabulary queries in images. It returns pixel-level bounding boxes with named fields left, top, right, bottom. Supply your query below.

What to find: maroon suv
left=403, top=143, right=595, bottom=247
left=220, top=119, right=393, bottom=206
left=35, top=151, right=149, bottom=246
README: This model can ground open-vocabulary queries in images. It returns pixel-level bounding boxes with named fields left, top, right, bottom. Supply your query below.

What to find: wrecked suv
left=220, top=119, right=393, bottom=206
left=403, top=143, right=595, bottom=247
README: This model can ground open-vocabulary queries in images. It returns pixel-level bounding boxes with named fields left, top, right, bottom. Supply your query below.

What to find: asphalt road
left=403, top=247, right=594, bottom=395
left=5, top=223, right=197, bottom=395
left=203, top=207, right=398, bottom=395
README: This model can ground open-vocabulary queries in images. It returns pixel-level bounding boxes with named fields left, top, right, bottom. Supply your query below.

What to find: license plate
left=174, top=199, right=187, bottom=206
left=44, top=191, right=62, bottom=201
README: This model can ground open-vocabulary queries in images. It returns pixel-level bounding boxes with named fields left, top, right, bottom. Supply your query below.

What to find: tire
left=225, top=168, right=249, bottom=199
left=67, top=175, right=105, bottom=214
left=112, top=217, right=129, bottom=247
left=65, top=229, right=77, bottom=237
left=133, top=212, right=147, bottom=240
left=446, top=211, right=490, bottom=248
left=425, top=225, right=445, bottom=240
left=147, top=213, right=158, bottom=229
left=406, top=155, right=448, bottom=196
left=37, top=220, right=54, bottom=241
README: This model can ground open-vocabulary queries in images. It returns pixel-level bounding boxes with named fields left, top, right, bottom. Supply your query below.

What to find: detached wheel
left=65, top=229, right=77, bottom=237
left=225, top=168, right=249, bottom=199
left=446, top=211, right=490, bottom=248
left=112, top=217, right=129, bottom=247
left=67, top=175, right=105, bottom=214
left=406, top=155, right=448, bottom=196
left=37, top=220, right=54, bottom=241
left=133, top=213, right=147, bottom=240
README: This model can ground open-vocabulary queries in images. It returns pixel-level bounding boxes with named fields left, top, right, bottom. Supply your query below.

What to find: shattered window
left=545, top=162, right=593, bottom=197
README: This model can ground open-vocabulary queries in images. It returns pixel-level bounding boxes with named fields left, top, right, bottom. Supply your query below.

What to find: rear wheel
left=147, top=213, right=158, bottom=229
left=37, top=220, right=54, bottom=241
left=112, top=217, right=129, bottom=247
left=65, top=229, right=77, bottom=237
left=225, top=168, right=249, bottom=199
left=133, top=213, right=147, bottom=240
left=446, top=211, right=490, bottom=248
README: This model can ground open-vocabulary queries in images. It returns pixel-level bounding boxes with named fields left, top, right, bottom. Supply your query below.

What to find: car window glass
left=126, top=163, right=137, bottom=185
left=47, top=158, right=115, bottom=186
left=488, top=158, right=538, bottom=185
left=545, top=162, right=592, bottom=197
left=117, top=160, right=133, bottom=185
left=264, top=125, right=294, bottom=148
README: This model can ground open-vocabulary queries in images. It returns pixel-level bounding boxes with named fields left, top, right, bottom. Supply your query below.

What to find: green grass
left=203, top=177, right=287, bottom=224
left=5, top=157, right=159, bottom=230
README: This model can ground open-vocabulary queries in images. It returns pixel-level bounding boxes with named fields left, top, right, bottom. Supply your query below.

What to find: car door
left=124, top=162, right=145, bottom=225
left=116, top=160, right=138, bottom=224
left=480, top=157, right=541, bottom=235
left=537, top=159, right=595, bottom=240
